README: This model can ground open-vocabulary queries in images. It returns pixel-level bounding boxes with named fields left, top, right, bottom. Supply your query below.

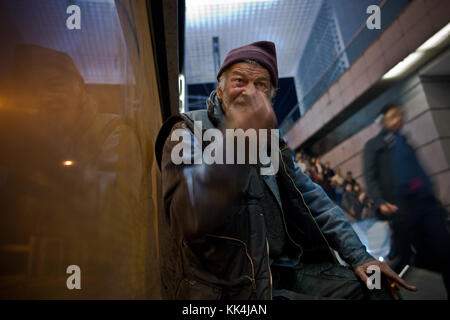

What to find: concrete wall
left=285, top=0, right=450, bottom=149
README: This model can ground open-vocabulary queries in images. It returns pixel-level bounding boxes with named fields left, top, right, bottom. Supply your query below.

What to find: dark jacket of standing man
left=363, top=103, right=450, bottom=297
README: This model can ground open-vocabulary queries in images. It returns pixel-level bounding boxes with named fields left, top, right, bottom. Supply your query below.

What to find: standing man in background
left=363, top=103, right=450, bottom=298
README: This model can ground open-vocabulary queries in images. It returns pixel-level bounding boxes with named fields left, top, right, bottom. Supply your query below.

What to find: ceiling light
left=382, top=52, right=424, bottom=79
left=187, top=0, right=272, bottom=7
left=382, top=22, right=450, bottom=80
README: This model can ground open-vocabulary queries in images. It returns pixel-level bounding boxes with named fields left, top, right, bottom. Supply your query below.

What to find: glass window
left=0, top=0, right=162, bottom=298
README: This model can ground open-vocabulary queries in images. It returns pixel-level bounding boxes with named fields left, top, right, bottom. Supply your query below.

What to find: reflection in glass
left=0, top=0, right=162, bottom=298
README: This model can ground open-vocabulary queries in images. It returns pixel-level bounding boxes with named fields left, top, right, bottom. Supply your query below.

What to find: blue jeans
left=389, top=194, right=450, bottom=297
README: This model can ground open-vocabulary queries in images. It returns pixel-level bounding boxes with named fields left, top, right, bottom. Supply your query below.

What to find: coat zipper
left=206, top=234, right=256, bottom=292
left=279, top=148, right=339, bottom=264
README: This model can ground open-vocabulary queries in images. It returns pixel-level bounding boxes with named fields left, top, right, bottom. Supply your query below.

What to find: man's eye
left=257, top=82, right=268, bottom=88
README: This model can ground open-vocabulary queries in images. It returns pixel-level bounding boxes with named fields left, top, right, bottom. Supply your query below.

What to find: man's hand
left=379, top=202, right=398, bottom=216
left=354, top=260, right=417, bottom=292
left=358, top=192, right=366, bottom=203
left=225, top=90, right=277, bottom=131
left=349, top=207, right=356, bottom=216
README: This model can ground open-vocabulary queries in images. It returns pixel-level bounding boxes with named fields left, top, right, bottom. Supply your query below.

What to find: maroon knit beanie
left=217, top=41, right=278, bottom=88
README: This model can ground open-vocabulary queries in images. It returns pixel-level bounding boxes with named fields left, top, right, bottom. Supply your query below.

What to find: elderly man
left=155, top=41, right=415, bottom=299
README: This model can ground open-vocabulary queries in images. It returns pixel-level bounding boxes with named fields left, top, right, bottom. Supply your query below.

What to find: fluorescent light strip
left=179, top=74, right=186, bottom=114
left=382, top=22, right=450, bottom=80
left=187, top=0, right=272, bottom=7
left=382, top=52, right=423, bottom=79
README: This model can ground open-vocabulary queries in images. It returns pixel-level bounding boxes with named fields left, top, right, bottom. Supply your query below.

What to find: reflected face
left=383, top=106, right=404, bottom=132
left=217, top=62, right=271, bottom=112
left=38, top=70, right=83, bottom=110
left=14, top=64, right=86, bottom=133
left=28, top=68, right=83, bottom=112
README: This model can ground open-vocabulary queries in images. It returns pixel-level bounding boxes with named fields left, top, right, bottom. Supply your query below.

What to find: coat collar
left=206, top=90, right=226, bottom=129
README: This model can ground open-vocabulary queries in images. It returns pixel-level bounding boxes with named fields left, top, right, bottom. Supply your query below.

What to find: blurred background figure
left=295, top=151, right=307, bottom=172
left=323, top=162, right=335, bottom=184
left=331, top=168, right=345, bottom=206
left=358, top=192, right=375, bottom=221
left=363, top=103, right=450, bottom=297
left=343, top=171, right=356, bottom=189
left=342, top=183, right=358, bottom=222
left=313, top=157, right=323, bottom=174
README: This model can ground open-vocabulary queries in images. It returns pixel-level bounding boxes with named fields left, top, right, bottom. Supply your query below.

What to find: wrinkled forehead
left=227, top=62, right=271, bottom=80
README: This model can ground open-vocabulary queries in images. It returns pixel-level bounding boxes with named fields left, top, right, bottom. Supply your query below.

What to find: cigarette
left=399, top=265, right=410, bottom=278
left=391, top=264, right=410, bottom=288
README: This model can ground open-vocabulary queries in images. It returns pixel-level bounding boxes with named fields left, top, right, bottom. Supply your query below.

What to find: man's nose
left=242, top=82, right=257, bottom=96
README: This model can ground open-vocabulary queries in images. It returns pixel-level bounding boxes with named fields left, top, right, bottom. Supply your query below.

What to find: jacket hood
left=206, top=89, right=226, bottom=128
left=155, top=89, right=225, bottom=170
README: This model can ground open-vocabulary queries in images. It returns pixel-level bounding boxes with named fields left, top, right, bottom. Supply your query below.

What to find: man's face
left=217, top=62, right=271, bottom=112
left=13, top=65, right=85, bottom=130
left=383, top=106, right=404, bottom=132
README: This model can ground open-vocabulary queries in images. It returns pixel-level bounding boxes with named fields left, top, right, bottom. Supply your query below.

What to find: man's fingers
left=386, top=202, right=399, bottom=211
left=380, top=202, right=398, bottom=216
left=358, top=262, right=418, bottom=293
left=396, top=278, right=417, bottom=291
left=383, top=266, right=417, bottom=291
left=355, top=268, right=369, bottom=285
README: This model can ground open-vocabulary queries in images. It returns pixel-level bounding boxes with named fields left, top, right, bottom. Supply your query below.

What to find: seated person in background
left=342, top=183, right=359, bottom=222
left=344, top=171, right=356, bottom=189
left=359, top=192, right=376, bottom=221
left=331, top=168, right=345, bottom=206
left=323, top=162, right=335, bottom=182
left=295, top=152, right=307, bottom=173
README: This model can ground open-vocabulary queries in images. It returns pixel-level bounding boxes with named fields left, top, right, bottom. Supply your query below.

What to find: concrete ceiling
left=184, top=0, right=323, bottom=84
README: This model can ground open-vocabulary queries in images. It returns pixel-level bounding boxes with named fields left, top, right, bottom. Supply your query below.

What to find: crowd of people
left=295, top=151, right=375, bottom=222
